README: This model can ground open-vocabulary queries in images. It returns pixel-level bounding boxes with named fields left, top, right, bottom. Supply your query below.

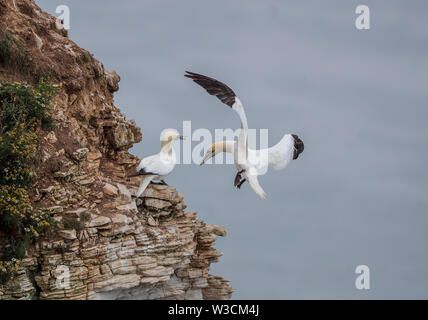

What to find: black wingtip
left=292, top=134, right=304, bottom=160
left=127, top=172, right=141, bottom=178
left=184, top=71, right=199, bottom=79
left=184, top=71, right=236, bottom=107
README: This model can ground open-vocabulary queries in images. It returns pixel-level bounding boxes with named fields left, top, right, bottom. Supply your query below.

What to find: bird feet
left=236, top=178, right=246, bottom=189
left=234, top=170, right=246, bottom=189
left=150, top=180, right=168, bottom=186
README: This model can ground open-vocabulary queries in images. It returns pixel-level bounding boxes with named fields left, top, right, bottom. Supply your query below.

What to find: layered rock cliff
left=0, top=0, right=232, bottom=299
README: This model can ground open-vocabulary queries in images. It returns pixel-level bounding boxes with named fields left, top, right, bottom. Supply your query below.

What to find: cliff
left=0, top=0, right=232, bottom=299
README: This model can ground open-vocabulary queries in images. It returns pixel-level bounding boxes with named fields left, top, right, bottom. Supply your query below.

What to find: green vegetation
left=63, top=211, right=89, bottom=232
left=60, top=28, right=68, bottom=38
left=0, top=78, right=57, bottom=284
left=0, top=29, right=31, bottom=74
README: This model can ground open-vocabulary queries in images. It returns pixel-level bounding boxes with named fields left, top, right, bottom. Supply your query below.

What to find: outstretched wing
left=234, top=97, right=248, bottom=164
left=185, top=71, right=248, bottom=161
left=185, top=71, right=236, bottom=107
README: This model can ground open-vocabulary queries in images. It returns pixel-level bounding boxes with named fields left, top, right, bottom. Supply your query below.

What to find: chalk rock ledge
left=0, top=0, right=232, bottom=300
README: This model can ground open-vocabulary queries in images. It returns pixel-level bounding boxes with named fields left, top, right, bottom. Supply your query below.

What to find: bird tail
left=136, top=175, right=155, bottom=198
left=247, top=174, right=267, bottom=200
left=292, top=134, right=304, bottom=160
left=128, top=169, right=155, bottom=178
left=128, top=171, right=143, bottom=178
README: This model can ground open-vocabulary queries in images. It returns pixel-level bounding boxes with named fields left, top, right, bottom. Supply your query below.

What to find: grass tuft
left=0, top=29, right=32, bottom=74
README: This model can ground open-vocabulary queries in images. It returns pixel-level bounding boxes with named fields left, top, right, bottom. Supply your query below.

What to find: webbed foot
left=234, top=170, right=245, bottom=188
left=237, top=178, right=246, bottom=189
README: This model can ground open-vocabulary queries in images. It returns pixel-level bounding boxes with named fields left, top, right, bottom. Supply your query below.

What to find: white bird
left=185, top=71, right=304, bottom=200
left=128, top=130, right=183, bottom=198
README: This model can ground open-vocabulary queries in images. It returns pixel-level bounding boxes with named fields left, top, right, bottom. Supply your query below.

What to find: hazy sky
left=37, top=0, right=428, bottom=299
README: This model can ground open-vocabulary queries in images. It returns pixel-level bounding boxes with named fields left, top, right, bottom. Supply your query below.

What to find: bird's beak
left=200, top=152, right=211, bottom=166
left=127, top=171, right=141, bottom=178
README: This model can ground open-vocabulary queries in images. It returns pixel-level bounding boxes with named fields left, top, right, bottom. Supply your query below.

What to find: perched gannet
left=185, top=71, right=304, bottom=200
left=128, top=130, right=184, bottom=198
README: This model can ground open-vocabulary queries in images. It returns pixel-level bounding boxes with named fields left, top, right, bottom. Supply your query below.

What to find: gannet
left=128, top=130, right=184, bottom=198
left=185, top=71, right=304, bottom=200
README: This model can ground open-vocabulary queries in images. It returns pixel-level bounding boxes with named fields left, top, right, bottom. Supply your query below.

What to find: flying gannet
left=185, top=71, right=304, bottom=200
left=128, top=130, right=184, bottom=198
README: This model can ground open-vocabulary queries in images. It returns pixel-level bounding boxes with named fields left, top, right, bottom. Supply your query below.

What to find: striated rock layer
left=0, top=0, right=232, bottom=299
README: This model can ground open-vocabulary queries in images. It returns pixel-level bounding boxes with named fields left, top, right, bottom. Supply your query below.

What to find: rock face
left=0, top=0, right=232, bottom=300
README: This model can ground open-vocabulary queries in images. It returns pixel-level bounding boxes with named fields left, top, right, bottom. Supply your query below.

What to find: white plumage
left=186, top=71, right=304, bottom=200
left=130, top=130, right=182, bottom=198
left=201, top=134, right=295, bottom=200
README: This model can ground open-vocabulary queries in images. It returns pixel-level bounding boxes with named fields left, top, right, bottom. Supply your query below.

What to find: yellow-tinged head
left=160, top=130, right=184, bottom=149
left=200, top=141, right=229, bottom=166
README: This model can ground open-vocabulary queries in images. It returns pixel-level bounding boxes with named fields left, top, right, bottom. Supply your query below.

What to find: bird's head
left=200, top=143, right=216, bottom=166
left=200, top=141, right=227, bottom=165
left=161, top=130, right=184, bottom=147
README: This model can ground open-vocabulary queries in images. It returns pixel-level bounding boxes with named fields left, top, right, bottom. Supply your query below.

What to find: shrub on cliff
left=0, top=78, right=57, bottom=284
left=0, top=29, right=32, bottom=74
